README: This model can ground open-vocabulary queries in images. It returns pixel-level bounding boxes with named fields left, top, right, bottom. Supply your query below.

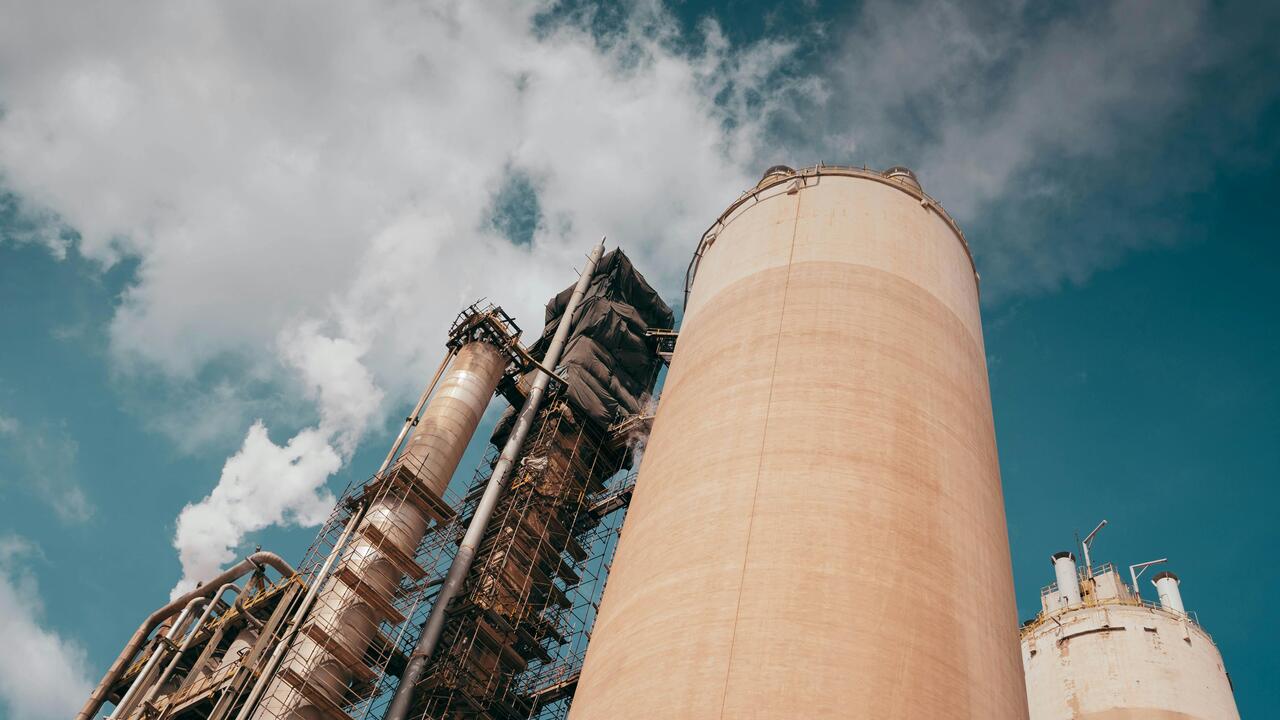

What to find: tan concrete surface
left=569, top=170, right=1026, bottom=719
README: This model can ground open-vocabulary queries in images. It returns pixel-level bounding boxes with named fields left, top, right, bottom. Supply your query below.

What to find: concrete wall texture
left=569, top=168, right=1028, bottom=719
left=1022, top=604, right=1240, bottom=720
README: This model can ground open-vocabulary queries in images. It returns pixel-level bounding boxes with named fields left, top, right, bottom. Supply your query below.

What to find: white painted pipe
left=78, top=551, right=296, bottom=720
left=1052, top=551, right=1082, bottom=607
left=137, top=582, right=243, bottom=713
left=1152, top=571, right=1185, bottom=615
left=110, top=597, right=206, bottom=719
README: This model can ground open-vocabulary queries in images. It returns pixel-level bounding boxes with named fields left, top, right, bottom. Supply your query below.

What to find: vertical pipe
left=1053, top=551, right=1082, bottom=607
left=111, top=597, right=206, bottom=719
left=138, top=582, right=243, bottom=712
left=1153, top=571, right=1185, bottom=614
left=233, top=504, right=365, bottom=720
left=383, top=239, right=605, bottom=720
left=377, top=347, right=458, bottom=478
left=78, top=552, right=295, bottom=720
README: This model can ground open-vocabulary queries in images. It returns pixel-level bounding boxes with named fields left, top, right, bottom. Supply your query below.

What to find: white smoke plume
left=170, top=326, right=384, bottom=596
left=624, top=393, right=662, bottom=471
left=26, top=1, right=809, bottom=594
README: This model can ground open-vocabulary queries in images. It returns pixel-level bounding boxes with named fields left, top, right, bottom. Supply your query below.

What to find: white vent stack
left=1051, top=551, right=1081, bottom=607
left=1153, top=570, right=1186, bottom=614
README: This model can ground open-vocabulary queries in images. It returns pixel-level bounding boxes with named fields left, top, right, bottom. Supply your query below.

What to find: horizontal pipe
left=78, top=552, right=296, bottom=720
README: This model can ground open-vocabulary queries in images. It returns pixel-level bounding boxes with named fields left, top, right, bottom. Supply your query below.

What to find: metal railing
left=1026, top=563, right=1203, bottom=638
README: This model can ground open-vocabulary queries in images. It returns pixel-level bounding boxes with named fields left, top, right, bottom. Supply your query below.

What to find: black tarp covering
left=491, top=249, right=673, bottom=443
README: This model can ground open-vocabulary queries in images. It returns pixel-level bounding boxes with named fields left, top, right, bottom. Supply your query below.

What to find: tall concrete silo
left=1022, top=553, right=1241, bottom=719
left=570, top=165, right=1028, bottom=718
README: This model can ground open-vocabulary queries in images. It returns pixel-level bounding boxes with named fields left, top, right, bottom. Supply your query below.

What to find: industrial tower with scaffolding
left=80, top=165, right=1242, bottom=720
left=81, top=245, right=673, bottom=720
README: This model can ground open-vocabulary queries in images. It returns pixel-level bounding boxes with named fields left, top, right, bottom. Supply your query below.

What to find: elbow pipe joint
left=77, top=552, right=297, bottom=720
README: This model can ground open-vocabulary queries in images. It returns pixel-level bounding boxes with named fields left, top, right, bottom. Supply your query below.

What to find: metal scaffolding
left=253, top=451, right=469, bottom=720
left=403, top=396, right=639, bottom=720
left=87, top=248, right=669, bottom=720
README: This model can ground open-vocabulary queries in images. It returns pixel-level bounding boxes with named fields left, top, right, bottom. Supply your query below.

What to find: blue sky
left=1, top=1, right=1277, bottom=718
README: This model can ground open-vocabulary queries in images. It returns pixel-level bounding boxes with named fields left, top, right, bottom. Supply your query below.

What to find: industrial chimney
left=1153, top=570, right=1186, bottom=615
left=1052, top=551, right=1082, bottom=607
left=569, top=165, right=1028, bottom=718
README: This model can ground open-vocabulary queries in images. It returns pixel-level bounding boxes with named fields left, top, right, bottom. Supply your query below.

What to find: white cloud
left=0, top=414, right=93, bottom=523
left=7, top=0, right=1222, bottom=591
left=0, top=1, right=785, bottom=382
left=170, top=323, right=385, bottom=596
left=0, top=0, right=800, bottom=592
left=171, top=422, right=340, bottom=598
left=0, top=536, right=94, bottom=720
left=807, top=0, right=1214, bottom=296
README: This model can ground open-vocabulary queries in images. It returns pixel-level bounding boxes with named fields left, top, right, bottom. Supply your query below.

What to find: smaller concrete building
left=1021, top=550, right=1240, bottom=719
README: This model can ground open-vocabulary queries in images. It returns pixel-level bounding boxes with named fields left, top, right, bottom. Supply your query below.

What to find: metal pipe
left=1052, top=551, right=1082, bottom=607
left=205, top=582, right=301, bottom=720
left=234, top=590, right=265, bottom=630
left=1153, top=571, right=1185, bottom=614
left=138, top=583, right=244, bottom=712
left=384, top=239, right=605, bottom=720
left=1129, top=557, right=1168, bottom=600
left=78, top=552, right=296, bottom=720
left=377, top=348, right=458, bottom=478
left=232, top=503, right=366, bottom=720
left=1081, top=520, right=1107, bottom=577
left=110, top=596, right=207, bottom=719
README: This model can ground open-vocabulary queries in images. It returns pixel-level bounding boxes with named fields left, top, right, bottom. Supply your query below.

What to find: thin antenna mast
left=1130, top=558, right=1168, bottom=600
left=1082, top=520, right=1107, bottom=577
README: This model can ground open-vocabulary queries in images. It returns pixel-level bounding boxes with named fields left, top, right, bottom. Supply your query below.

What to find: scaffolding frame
left=248, top=449, right=470, bottom=720
left=227, top=302, right=526, bottom=720
left=400, top=393, right=636, bottom=720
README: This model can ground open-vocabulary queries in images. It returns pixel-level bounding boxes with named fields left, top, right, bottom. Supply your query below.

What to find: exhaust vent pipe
left=1152, top=571, right=1185, bottom=615
left=1052, top=551, right=1082, bottom=607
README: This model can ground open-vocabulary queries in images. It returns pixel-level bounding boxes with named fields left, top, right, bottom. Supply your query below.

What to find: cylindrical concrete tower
left=1022, top=564, right=1240, bottom=719
left=570, top=165, right=1027, bottom=718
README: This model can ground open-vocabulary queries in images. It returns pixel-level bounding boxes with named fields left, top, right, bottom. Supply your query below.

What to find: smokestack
left=1053, top=551, right=1082, bottom=606
left=1152, top=571, right=1185, bottom=614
